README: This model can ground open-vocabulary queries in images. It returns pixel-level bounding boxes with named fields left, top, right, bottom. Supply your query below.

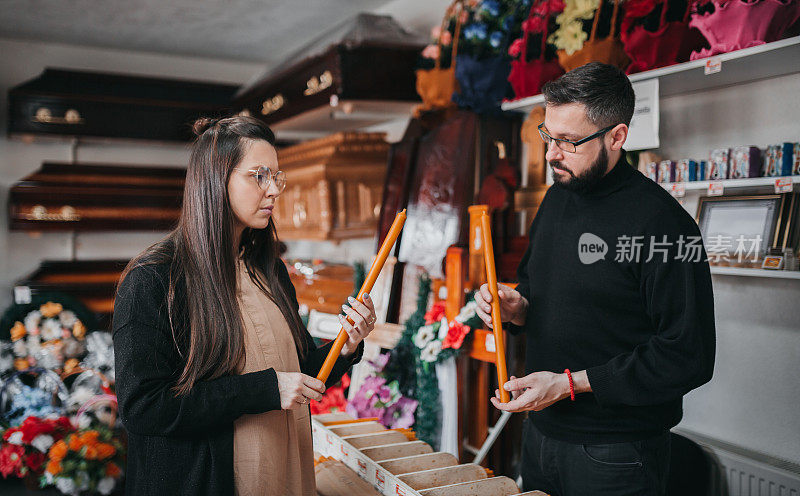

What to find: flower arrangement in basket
left=452, top=0, right=530, bottom=113
left=41, top=424, right=125, bottom=495
left=507, top=0, right=566, bottom=100
left=1, top=294, right=98, bottom=376
left=0, top=416, right=74, bottom=482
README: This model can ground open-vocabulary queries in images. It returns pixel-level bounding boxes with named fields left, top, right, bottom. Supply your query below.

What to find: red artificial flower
left=310, top=374, right=349, bottom=414
left=23, top=452, right=46, bottom=474
left=2, top=427, right=21, bottom=443
left=522, top=16, right=546, bottom=33
left=19, top=416, right=54, bottom=443
left=509, top=37, right=525, bottom=57
left=623, top=0, right=657, bottom=18
left=0, top=444, right=25, bottom=478
left=548, top=0, right=565, bottom=13
left=442, top=321, right=471, bottom=350
left=424, top=301, right=447, bottom=325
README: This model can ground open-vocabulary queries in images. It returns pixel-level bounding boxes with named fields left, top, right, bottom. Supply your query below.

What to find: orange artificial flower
left=84, top=445, right=99, bottom=460
left=10, top=321, right=26, bottom=341
left=49, top=440, right=68, bottom=462
left=68, top=434, right=83, bottom=451
left=40, top=302, right=63, bottom=318
left=46, top=460, right=62, bottom=475
left=72, top=321, right=87, bottom=339
left=63, top=358, right=80, bottom=375
left=80, top=431, right=100, bottom=445
left=95, top=443, right=116, bottom=459
left=105, top=462, right=121, bottom=478
left=13, top=358, right=29, bottom=371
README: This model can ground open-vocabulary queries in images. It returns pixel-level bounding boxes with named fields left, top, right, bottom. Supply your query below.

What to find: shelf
left=659, top=175, right=800, bottom=192
left=501, top=36, right=800, bottom=113
left=710, top=266, right=800, bottom=280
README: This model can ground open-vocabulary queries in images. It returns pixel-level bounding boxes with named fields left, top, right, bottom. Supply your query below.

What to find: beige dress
left=233, top=257, right=315, bottom=496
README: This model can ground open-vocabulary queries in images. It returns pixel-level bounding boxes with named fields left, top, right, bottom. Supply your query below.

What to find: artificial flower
left=421, top=44, right=441, bottom=60
left=41, top=319, right=61, bottom=341
left=0, top=444, right=25, bottom=478
left=40, top=302, right=63, bottom=319
left=24, top=311, right=42, bottom=334
left=380, top=396, right=418, bottom=429
left=523, top=16, right=547, bottom=33
left=440, top=30, right=452, bottom=46
left=489, top=31, right=505, bottom=48
left=423, top=301, right=446, bottom=325
left=413, top=324, right=436, bottom=349
left=72, top=321, right=87, bottom=340
left=455, top=299, right=479, bottom=324
left=58, top=310, right=78, bottom=329
left=420, top=339, right=443, bottom=363
left=442, top=321, right=471, bottom=350
left=508, top=37, right=524, bottom=57
left=10, top=321, right=26, bottom=341
left=97, top=476, right=116, bottom=495
left=480, top=0, right=501, bottom=17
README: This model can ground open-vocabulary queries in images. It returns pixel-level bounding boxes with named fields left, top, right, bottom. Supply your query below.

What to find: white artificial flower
left=55, top=476, right=77, bottom=495
left=41, top=318, right=62, bottom=341
left=413, top=324, right=436, bottom=349
left=59, top=310, right=77, bottom=328
left=77, top=415, right=92, bottom=429
left=75, top=471, right=90, bottom=491
left=26, top=334, right=41, bottom=354
left=97, top=477, right=116, bottom=495
left=32, top=434, right=55, bottom=452
left=437, top=317, right=450, bottom=340
left=12, top=340, right=27, bottom=358
left=7, top=431, right=23, bottom=445
left=24, top=310, right=42, bottom=334
left=44, top=471, right=54, bottom=484
left=420, top=340, right=443, bottom=363
left=455, top=300, right=478, bottom=324
left=68, top=387, right=96, bottom=413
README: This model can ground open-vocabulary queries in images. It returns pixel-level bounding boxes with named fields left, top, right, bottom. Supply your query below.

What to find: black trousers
left=519, top=418, right=671, bottom=496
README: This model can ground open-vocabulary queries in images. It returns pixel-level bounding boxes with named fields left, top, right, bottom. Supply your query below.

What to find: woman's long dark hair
left=119, top=115, right=307, bottom=396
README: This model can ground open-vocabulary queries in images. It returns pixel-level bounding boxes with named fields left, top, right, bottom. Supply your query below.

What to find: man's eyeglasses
left=538, top=123, right=616, bottom=153
left=235, top=166, right=286, bottom=193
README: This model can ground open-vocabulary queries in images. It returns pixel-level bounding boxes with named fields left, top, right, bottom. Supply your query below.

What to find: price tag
left=775, top=177, right=793, bottom=193
left=485, top=333, right=496, bottom=353
left=669, top=183, right=686, bottom=198
left=704, top=56, right=722, bottom=75
left=708, top=181, right=724, bottom=196
left=14, top=286, right=31, bottom=304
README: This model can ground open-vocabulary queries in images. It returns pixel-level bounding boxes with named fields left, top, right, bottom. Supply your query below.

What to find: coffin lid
left=277, top=131, right=389, bottom=168
left=234, top=13, right=425, bottom=141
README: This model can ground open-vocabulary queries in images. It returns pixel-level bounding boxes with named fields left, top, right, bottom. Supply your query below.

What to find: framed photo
left=696, top=194, right=793, bottom=266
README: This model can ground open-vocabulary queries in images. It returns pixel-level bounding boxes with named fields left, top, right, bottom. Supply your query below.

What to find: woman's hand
left=276, top=371, right=326, bottom=410
left=339, top=293, right=377, bottom=356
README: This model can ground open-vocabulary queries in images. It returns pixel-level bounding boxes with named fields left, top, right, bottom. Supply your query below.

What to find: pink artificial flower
left=431, top=25, right=442, bottom=40
left=440, top=30, right=453, bottom=46
left=523, top=16, right=546, bottom=33
left=421, top=44, right=441, bottom=60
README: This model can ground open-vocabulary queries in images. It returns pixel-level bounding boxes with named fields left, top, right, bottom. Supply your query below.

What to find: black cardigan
left=112, top=259, right=362, bottom=495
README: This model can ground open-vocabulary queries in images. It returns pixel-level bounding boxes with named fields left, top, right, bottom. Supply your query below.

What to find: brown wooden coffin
left=233, top=14, right=423, bottom=137
left=15, top=259, right=129, bottom=330
left=273, top=132, right=389, bottom=240
left=8, top=162, right=185, bottom=231
left=286, top=261, right=354, bottom=315
left=7, top=68, right=238, bottom=142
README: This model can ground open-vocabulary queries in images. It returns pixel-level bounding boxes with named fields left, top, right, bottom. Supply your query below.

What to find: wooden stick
left=316, top=209, right=407, bottom=382
left=480, top=212, right=510, bottom=403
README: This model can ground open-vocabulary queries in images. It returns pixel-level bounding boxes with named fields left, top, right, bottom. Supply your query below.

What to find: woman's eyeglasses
left=538, top=122, right=616, bottom=153
left=235, top=166, right=286, bottom=193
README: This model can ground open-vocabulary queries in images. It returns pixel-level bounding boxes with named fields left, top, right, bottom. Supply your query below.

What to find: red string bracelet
left=564, top=369, right=575, bottom=401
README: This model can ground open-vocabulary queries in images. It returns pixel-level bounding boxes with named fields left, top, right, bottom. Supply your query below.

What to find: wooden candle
left=480, top=212, right=510, bottom=403
left=316, top=209, right=407, bottom=382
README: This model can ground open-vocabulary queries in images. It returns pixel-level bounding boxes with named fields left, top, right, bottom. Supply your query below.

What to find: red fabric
left=509, top=57, right=565, bottom=99
left=689, top=0, right=800, bottom=60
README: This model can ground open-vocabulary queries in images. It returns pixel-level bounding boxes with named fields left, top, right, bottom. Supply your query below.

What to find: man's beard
left=550, top=146, right=609, bottom=193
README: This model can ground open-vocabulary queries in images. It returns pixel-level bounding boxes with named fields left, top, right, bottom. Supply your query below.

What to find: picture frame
left=696, top=194, right=793, bottom=266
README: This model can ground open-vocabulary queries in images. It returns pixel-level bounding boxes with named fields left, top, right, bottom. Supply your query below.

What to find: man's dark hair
left=542, top=62, right=635, bottom=127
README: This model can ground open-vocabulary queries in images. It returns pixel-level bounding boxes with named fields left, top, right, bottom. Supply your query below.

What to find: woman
left=112, top=116, right=376, bottom=495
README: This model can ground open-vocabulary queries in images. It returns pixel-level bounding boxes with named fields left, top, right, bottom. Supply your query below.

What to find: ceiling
left=0, top=0, right=407, bottom=64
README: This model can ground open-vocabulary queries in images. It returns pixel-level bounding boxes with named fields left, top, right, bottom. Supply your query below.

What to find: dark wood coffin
left=233, top=14, right=424, bottom=135
left=8, top=162, right=185, bottom=231
left=7, top=68, right=239, bottom=142
left=15, top=260, right=129, bottom=330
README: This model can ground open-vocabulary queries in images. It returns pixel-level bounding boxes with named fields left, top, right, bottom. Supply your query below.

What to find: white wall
left=0, top=38, right=265, bottom=312
left=655, top=73, right=800, bottom=465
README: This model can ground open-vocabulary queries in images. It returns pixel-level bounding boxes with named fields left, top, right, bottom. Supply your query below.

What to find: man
left=474, top=63, right=716, bottom=496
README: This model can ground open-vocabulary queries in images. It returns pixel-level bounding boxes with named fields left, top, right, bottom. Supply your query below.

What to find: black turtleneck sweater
left=511, top=151, right=716, bottom=444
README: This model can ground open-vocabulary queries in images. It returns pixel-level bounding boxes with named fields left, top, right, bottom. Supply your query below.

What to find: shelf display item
left=707, top=148, right=730, bottom=180
left=730, top=146, right=763, bottom=179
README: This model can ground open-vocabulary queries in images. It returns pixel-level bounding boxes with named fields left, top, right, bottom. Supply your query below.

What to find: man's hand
left=490, top=370, right=591, bottom=413
left=474, top=283, right=528, bottom=328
